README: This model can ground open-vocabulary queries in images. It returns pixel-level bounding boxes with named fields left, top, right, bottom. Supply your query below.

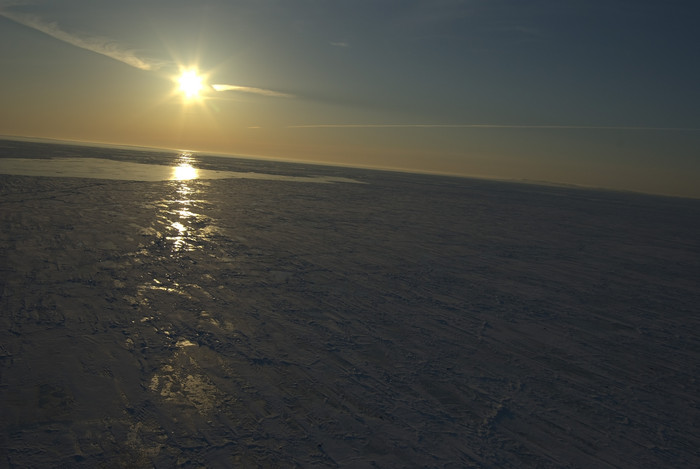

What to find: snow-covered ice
left=1, top=140, right=699, bottom=467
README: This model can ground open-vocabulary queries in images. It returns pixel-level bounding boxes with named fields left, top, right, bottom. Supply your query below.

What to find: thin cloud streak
left=211, top=84, right=294, bottom=98
left=0, top=9, right=163, bottom=71
left=288, top=124, right=700, bottom=131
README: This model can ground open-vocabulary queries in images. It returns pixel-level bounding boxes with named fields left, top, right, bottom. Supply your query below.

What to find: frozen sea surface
left=1, top=140, right=700, bottom=467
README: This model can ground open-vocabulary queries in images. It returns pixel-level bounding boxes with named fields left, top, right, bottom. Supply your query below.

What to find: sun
left=177, top=69, right=205, bottom=99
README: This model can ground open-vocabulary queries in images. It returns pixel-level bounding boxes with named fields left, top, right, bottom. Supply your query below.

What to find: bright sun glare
left=177, top=69, right=204, bottom=99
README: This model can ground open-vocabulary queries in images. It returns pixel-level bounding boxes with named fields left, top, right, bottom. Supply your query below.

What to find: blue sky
left=1, top=0, right=699, bottom=196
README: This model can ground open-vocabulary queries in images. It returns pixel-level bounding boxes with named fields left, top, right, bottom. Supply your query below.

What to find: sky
left=1, top=0, right=699, bottom=197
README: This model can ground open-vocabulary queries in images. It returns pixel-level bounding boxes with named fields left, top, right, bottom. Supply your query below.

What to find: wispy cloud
left=330, top=41, right=350, bottom=48
left=211, top=84, right=294, bottom=98
left=0, top=6, right=295, bottom=98
left=0, top=9, right=164, bottom=71
left=288, top=124, right=700, bottom=131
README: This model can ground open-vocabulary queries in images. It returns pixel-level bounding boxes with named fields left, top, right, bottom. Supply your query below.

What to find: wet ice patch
left=0, top=157, right=364, bottom=183
left=148, top=349, right=224, bottom=415
left=176, top=338, right=197, bottom=348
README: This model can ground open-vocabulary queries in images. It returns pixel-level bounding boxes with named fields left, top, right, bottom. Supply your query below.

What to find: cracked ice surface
left=1, top=141, right=700, bottom=467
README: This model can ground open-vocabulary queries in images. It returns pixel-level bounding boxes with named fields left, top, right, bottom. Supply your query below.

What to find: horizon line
left=288, top=124, right=700, bottom=131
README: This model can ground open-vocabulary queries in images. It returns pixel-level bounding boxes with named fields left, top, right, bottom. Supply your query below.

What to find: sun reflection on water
left=172, top=162, right=198, bottom=181
left=164, top=153, right=207, bottom=252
